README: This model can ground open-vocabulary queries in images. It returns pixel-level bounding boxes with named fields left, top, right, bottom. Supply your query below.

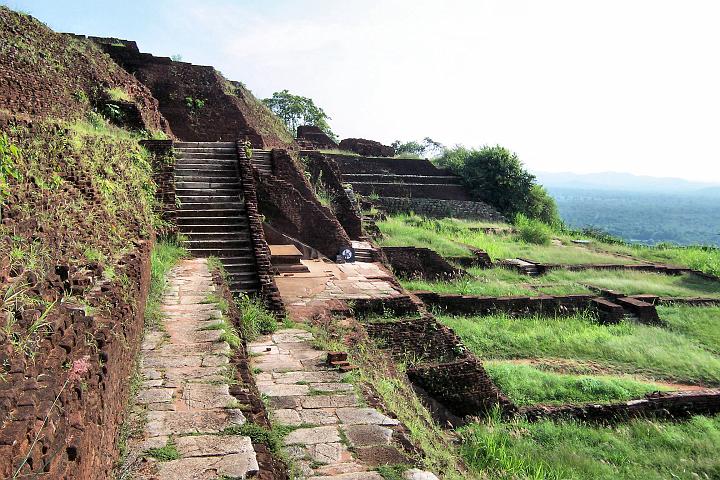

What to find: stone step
left=177, top=209, right=247, bottom=218
left=179, top=223, right=247, bottom=233
left=185, top=231, right=251, bottom=241
left=175, top=141, right=236, bottom=148
left=179, top=202, right=246, bottom=210
left=188, top=247, right=255, bottom=257
left=175, top=169, right=239, bottom=177
left=177, top=216, right=248, bottom=226
left=174, top=165, right=238, bottom=173
left=184, top=238, right=253, bottom=249
left=275, top=264, right=310, bottom=274
left=176, top=181, right=240, bottom=189
left=343, top=174, right=462, bottom=185
left=176, top=188, right=242, bottom=197
left=177, top=195, right=243, bottom=203
left=175, top=158, right=238, bottom=166
left=227, top=271, right=258, bottom=280
left=175, top=175, right=238, bottom=183
left=176, top=152, right=238, bottom=160
left=219, top=256, right=257, bottom=266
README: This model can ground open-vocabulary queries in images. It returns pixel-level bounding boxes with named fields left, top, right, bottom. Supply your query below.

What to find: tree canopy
left=262, top=90, right=336, bottom=140
left=391, top=137, right=445, bottom=158
left=435, top=145, right=559, bottom=224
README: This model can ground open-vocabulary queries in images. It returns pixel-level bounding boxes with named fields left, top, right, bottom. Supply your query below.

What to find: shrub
left=435, top=145, right=559, bottom=224
left=515, top=214, right=551, bottom=245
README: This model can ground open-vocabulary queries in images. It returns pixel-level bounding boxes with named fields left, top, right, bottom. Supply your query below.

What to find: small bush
left=236, top=294, right=277, bottom=340
left=515, top=214, right=551, bottom=245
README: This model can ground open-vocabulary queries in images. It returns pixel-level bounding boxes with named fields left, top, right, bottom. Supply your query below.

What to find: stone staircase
left=174, top=141, right=260, bottom=295
left=247, top=149, right=272, bottom=175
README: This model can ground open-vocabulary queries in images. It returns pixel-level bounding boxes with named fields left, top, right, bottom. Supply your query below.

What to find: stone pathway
left=251, top=328, right=437, bottom=479
left=121, top=258, right=259, bottom=479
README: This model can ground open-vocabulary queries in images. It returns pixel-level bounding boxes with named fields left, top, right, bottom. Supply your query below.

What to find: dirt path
left=251, top=328, right=438, bottom=480
left=120, top=258, right=259, bottom=479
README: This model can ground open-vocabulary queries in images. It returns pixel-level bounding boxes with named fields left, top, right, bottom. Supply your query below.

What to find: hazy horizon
left=4, top=0, right=719, bottom=182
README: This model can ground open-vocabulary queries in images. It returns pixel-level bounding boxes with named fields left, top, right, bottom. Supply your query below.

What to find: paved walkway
left=122, top=258, right=258, bottom=479
left=251, top=328, right=436, bottom=479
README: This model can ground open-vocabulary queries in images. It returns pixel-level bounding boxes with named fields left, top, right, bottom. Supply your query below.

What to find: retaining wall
left=375, top=197, right=505, bottom=221
left=0, top=243, right=152, bottom=479
left=381, top=246, right=466, bottom=280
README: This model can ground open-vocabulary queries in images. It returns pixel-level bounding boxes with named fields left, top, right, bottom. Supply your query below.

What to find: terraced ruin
left=1, top=7, right=720, bottom=480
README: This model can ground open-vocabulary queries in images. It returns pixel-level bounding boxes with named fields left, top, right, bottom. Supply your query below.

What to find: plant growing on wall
left=184, top=96, right=205, bottom=111
left=0, top=133, right=22, bottom=221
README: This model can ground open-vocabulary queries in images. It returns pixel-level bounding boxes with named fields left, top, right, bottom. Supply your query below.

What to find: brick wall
left=0, top=243, right=152, bottom=479
left=236, top=142, right=286, bottom=316
left=140, top=139, right=176, bottom=236
left=381, top=246, right=466, bottom=280
left=375, top=197, right=505, bottom=221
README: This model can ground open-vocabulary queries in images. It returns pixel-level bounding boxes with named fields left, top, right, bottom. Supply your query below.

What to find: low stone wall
left=363, top=318, right=467, bottom=364
left=236, top=143, right=286, bottom=316
left=414, top=292, right=633, bottom=324
left=541, top=262, right=692, bottom=276
left=407, top=360, right=516, bottom=418
left=352, top=183, right=472, bottom=201
left=332, top=155, right=452, bottom=176
left=381, top=246, right=466, bottom=280
left=375, top=197, right=504, bottom=221
left=0, top=243, right=152, bottom=479
left=350, top=296, right=421, bottom=318
left=447, top=250, right=493, bottom=269
left=522, top=390, right=720, bottom=423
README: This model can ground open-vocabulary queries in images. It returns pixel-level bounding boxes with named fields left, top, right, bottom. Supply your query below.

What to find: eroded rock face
left=339, top=138, right=395, bottom=157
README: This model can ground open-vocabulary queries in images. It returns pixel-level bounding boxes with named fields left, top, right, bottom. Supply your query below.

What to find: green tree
left=435, top=145, right=559, bottom=224
left=262, top=90, right=336, bottom=140
left=391, top=137, right=444, bottom=157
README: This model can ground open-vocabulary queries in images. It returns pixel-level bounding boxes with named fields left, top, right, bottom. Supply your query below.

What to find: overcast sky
left=4, top=0, right=719, bottom=183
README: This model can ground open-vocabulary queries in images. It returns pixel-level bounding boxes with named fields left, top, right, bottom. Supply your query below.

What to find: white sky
left=8, top=0, right=720, bottom=182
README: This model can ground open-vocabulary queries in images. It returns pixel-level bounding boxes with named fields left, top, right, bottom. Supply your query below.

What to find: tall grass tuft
left=515, top=213, right=551, bottom=245
left=145, top=239, right=187, bottom=328
left=236, top=294, right=277, bottom=340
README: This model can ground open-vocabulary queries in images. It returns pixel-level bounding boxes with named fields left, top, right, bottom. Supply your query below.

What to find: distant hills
left=534, top=171, right=720, bottom=196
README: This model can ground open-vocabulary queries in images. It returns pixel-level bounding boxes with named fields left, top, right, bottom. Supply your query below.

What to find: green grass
left=589, top=242, right=720, bottom=277
left=659, top=305, right=720, bottom=355
left=441, top=312, right=720, bottom=385
left=377, top=213, right=629, bottom=264
left=401, top=267, right=538, bottom=297
left=145, top=438, right=180, bottom=461
left=145, top=240, right=187, bottom=328
left=107, top=87, right=132, bottom=102
left=485, top=361, right=668, bottom=406
left=236, top=294, right=277, bottom=340
left=459, top=414, right=720, bottom=480
left=542, top=269, right=720, bottom=298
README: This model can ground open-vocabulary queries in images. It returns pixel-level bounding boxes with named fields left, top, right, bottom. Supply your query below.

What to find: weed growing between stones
left=145, top=240, right=187, bottom=329
left=236, top=294, right=277, bottom=340
left=145, top=438, right=180, bottom=462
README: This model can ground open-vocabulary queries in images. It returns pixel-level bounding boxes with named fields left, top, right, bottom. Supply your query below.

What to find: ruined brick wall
left=339, top=138, right=395, bottom=157
left=236, top=143, right=286, bottom=316
left=255, top=149, right=352, bottom=258
left=95, top=40, right=293, bottom=148
left=522, top=390, right=720, bottom=423
left=333, top=155, right=453, bottom=176
left=413, top=292, right=596, bottom=317
left=302, top=151, right=363, bottom=240
left=375, top=197, right=505, bottom=221
left=364, top=318, right=467, bottom=364
left=0, top=243, right=152, bottom=479
left=381, top=246, right=466, bottom=280
left=296, top=125, right=338, bottom=150
left=0, top=9, right=168, bottom=132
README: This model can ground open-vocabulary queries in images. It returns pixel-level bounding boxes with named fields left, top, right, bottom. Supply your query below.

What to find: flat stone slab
left=272, top=331, right=314, bottom=343
left=310, top=383, right=354, bottom=393
left=258, top=383, right=310, bottom=397
left=284, top=426, right=341, bottom=445
left=343, top=424, right=393, bottom=447
left=174, top=434, right=255, bottom=458
left=145, top=409, right=246, bottom=437
left=253, top=354, right=303, bottom=372
left=273, top=371, right=343, bottom=384
left=154, top=452, right=259, bottom=479
left=136, top=388, right=174, bottom=405
left=300, top=408, right=340, bottom=425
left=301, top=395, right=358, bottom=409
left=336, top=407, right=399, bottom=426
left=181, top=384, right=235, bottom=410
left=404, top=469, right=440, bottom=480
left=305, top=442, right=352, bottom=464
left=272, top=409, right=302, bottom=426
